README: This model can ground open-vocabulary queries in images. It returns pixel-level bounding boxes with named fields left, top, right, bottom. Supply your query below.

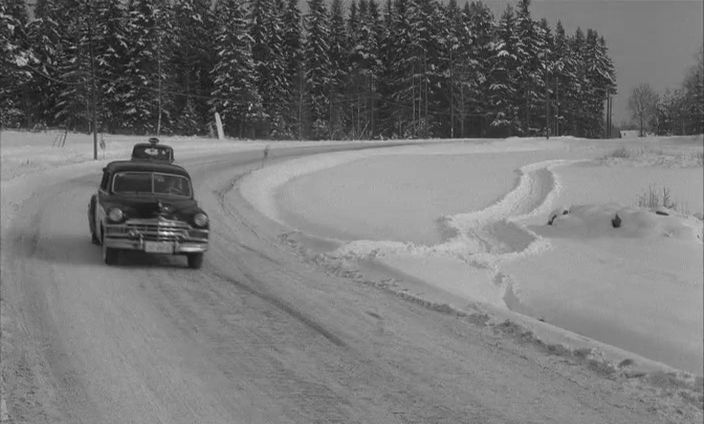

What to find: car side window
left=100, top=172, right=110, bottom=191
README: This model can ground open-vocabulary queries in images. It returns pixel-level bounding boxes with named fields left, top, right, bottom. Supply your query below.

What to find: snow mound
left=546, top=204, right=703, bottom=242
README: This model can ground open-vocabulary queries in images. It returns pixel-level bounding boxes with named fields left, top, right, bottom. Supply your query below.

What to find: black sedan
left=88, top=159, right=209, bottom=268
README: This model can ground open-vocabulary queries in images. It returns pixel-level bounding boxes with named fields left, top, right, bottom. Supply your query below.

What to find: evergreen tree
left=514, top=0, right=546, bottom=134
left=347, top=0, right=382, bottom=138
left=4, top=0, right=621, bottom=140
left=170, top=0, right=217, bottom=135
left=566, top=27, right=587, bottom=136
left=23, top=0, right=65, bottom=128
left=407, top=0, right=444, bottom=137
left=211, top=0, right=264, bottom=138
left=1, top=1, right=33, bottom=127
left=551, top=21, right=577, bottom=136
left=282, top=0, right=303, bottom=138
left=679, top=45, right=703, bottom=134
left=4, top=0, right=27, bottom=24
left=581, top=29, right=615, bottom=137
left=384, top=0, right=417, bottom=137
left=328, top=0, right=348, bottom=138
left=442, top=0, right=474, bottom=138
left=53, top=0, right=131, bottom=134
left=303, top=0, right=332, bottom=139
left=120, top=0, right=174, bottom=134
left=489, top=5, right=520, bottom=136
left=536, top=18, right=554, bottom=136
left=466, top=1, right=496, bottom=137
left=173, top=98, right=200, bottom=136
left=375, top=0, right=396, bottom=137
left=250, top=0, right=288, bottom=137
left=363, top=0, right=382, bottom=137
left=34, top=0, right=52, bottom=19
left=54, top=0, right=95, bottom=133
left=95, top=0, right=130, bottom=133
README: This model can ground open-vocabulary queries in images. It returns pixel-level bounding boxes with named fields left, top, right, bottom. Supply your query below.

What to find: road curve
left=1, top=144, right=697, bottom=424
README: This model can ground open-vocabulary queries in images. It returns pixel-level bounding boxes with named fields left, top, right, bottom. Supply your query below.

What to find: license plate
left=144, top=241, right=173, bottom=254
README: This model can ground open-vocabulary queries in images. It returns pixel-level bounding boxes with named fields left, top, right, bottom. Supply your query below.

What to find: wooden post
left=545, top=64, right=550, bottom=139
left=554, top=77, right=559, bottom=136
left=156, top=31, right=163, bottom=137
left=87, top=0, right=98, bottom=160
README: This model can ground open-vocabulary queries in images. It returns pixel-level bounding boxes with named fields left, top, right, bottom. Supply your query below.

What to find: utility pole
left=156, top=28, right=163, bottom=137
left=608, top=94, right=613, bottom=138
left=87, top=0, right=98, bottom=160
left=545, top=59, right=550, bottom=139
left=411, top=65, right=416, bottom=137
left=545, top=76, right=550, bottom=139
left=449, top=49, right=454, bottom=138
left=554, top=76, right=559, bottom=136
left=605, top=94, right=611, bottom=138
left=369, top=74, right=375, bottom=137
left=298, top=69, right=303, bottom=140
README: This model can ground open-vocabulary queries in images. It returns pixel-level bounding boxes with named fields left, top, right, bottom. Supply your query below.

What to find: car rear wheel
left=187, top=253, right=203, bottom=269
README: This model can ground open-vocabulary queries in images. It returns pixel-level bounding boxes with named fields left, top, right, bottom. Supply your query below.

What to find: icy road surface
left=1, top=134, right=701, bottom=423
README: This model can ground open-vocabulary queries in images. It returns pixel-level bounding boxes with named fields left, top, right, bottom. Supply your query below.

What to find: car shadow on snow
left=113, top=250, right=191, bottom=269
left=29, top=233, right=190, bottom=269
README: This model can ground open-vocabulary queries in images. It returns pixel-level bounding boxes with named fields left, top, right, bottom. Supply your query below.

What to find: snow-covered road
left=1, top=135, right=701, bottom=423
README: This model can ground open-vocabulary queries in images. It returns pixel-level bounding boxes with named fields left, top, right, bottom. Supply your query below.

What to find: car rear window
left=131, top=145, right=174, bottom=162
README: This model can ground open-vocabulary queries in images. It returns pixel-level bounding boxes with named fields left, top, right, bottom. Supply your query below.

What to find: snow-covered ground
left=3, top=130, right=703, bottom=422
left=240, top=135, right=704, bottom=376
left=2, top=129, right=702, bottom=380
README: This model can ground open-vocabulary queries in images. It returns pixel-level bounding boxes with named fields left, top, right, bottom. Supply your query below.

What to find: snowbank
left=545, top=203, right=703, bottom=242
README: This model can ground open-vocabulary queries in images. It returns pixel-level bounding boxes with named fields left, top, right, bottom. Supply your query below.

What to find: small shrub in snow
left=617, top=358, right=635, bottom=368
left=587, top=359, right=618, bottom=376
left=608, top=147, right=632, bottom=159
left=573, top=347, right=593, bottom=359
left=545, top=343, right=571, bottom=356
left=694, top=151, right=704, bottom=166
left=547, top=206, right=570, bottom=225
left=636, top=185, right=677, bottom=211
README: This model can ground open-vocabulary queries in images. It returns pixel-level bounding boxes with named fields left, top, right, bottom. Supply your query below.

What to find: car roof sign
left=131, top=141, right=174, bottom=163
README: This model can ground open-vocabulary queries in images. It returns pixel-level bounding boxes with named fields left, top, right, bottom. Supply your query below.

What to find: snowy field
left=240, top=135, right=704, bottom=376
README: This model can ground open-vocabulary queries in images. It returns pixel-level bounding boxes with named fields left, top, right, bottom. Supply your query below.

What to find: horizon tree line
left=626, top=45, right=703, bottom=137
left=2, top=0, right=621, bottom=140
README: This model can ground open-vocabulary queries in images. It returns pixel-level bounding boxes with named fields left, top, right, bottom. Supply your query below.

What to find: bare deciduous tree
left=627, top=83, right=659, bottom=136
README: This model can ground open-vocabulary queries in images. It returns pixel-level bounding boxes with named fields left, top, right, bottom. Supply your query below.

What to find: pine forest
left=2, top=0, right=681, bottom=140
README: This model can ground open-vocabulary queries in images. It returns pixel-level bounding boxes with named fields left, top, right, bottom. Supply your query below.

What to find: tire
left=101, top=230, right=118, bottom=265
left=187, top=253, right=204, bottom=269
left=89, top=196, right=99, bottom=244
left=91, top=230, right=100, bottom=245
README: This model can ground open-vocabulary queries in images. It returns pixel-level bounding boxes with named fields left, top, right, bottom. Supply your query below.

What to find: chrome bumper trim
left=103, top=238, right=208, bottom=253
